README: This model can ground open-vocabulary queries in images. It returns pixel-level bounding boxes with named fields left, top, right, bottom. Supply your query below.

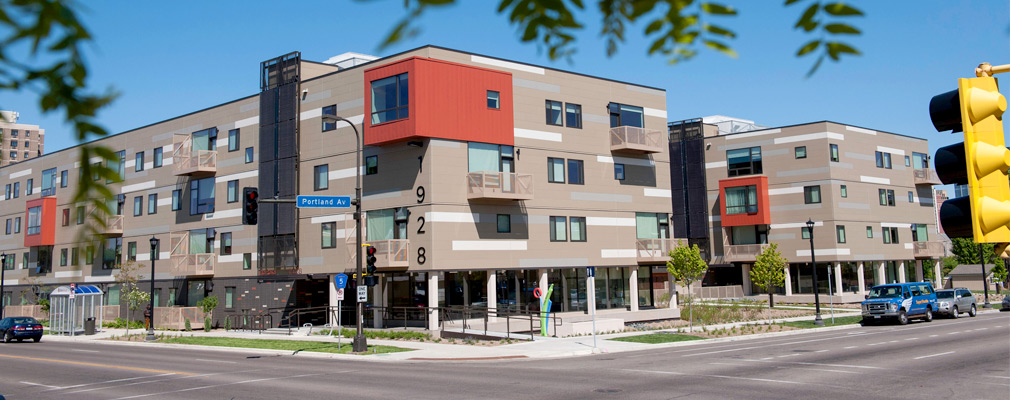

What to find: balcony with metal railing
left=467, top=171, right=533, bottom=201
left=102, top=214, right=124, bottom=237
left=610, top=126, right=664, bottom=154
left=912, top=241, right=944, bottom=259
left=724, top=243, right=770, bottom=262
left=636, top=238, right=686, bottom=263
left=172, top=133, right=217, bottom=176
left=364, top=239, right=410, bottom=269
left=913, top=168, right=941, bottom=185
left=169, top=231, right=215, bottom=276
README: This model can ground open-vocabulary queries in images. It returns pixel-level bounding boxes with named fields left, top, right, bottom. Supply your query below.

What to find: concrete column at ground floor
left=784, top=266, right=793, bottom=296
left=915, top=260, right=925, bottom=283
left=741, top=264, right=752, bottom=296
left=629, top=267, right=639, bottom=312
left=328, top=276, right=338, bottom=327
left=486, top=270, right=497, bottom=322
left=427, top=272, right=439, bottom=331
left=372, top=276, right=385, bottom=328
left=898, top=261, right=907, bottom=283
left=876, top=261, right=886, bottom=285
left=857, top=262, right=866, bottom=295
left=934, top=260, right=943, bottom=289
left=833, top=262, right=843, bottom=296
left=668, top=273, right=678, bottom=309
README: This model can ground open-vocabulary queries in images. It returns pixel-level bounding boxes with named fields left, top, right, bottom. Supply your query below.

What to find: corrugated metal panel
left=277, top=120, right=296, bottom=159
left=275, top=204, right=296, bottom=235
left=276, top=159, right=297, bottom=197
left=259, top=89, right=277, bottom=126
left=278, top=84, right=296, bottom=122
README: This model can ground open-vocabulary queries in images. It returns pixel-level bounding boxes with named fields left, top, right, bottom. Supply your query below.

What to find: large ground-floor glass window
left=863, top=263, right=877, bottom=291
left=884, top=261, right=899, bottom=284
left=789, top=263, right=831, bottom=294
left=904, top=260, right=917, bottom=282
left=841, top=263, right=860, bottom=293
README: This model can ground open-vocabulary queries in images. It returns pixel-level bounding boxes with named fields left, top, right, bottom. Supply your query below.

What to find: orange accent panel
left=24, top=197, right=56, bottom=247
left=363, top=57, right=513, bottom=146
left=719, top=176, right=770, bottom=227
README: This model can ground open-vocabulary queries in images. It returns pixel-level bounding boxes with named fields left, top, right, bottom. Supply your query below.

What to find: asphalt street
left=0, top=312, right=1007, bottom=400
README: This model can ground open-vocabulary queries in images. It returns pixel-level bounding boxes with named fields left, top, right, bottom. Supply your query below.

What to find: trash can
left=84, top=318, right=96, bottom=335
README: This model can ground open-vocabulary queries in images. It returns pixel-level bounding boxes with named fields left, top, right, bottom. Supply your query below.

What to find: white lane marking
left=621, top=369, right=839, bottom=387
left=888, top=340, right=899, bottom=343
left=21, top=381, right=64, bottom=389
left=976, top=328, right=988, bottom=331
left=983, top=376, right=1010, bottom=380
left=815, top=350, right=829, bottom=353
left=709, top=362, right=747, bottom=366
left=111, top=371, right=343, bottom=400
left=948, top=332, right=960, bottom=335
left=913, top=351, right=955, bottom=360
left=843, top=346, right=857, bottom=349
left=929, top=335, right=939, bottom=337
left=979, top=381, right=1010, bottom=387
left=46, top=374, right=176, bottom=391
left=761, top=357, right=774, bottom=360
left=905, top=338, right=919, bottom=341
left=775, top=366, right=861, bottom=374
left=71, top=349, right=100, bottom=353
left=194, top=358, right=237, bottom=364
left=66, top=368, right=272, bottom=394
left=741, top=359, right=888, bottom=370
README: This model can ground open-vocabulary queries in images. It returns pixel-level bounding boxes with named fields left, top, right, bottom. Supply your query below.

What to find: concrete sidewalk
left=41, top=309, right=1001, bottom=362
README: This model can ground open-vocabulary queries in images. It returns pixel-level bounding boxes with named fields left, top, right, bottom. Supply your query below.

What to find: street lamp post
left=0, top=253, right=6, bottom=320
left=146, top=236, right=159, bottom=341
left=807, top=219, right=824, bottom=326
left=321, top=113, right=367, bottom=353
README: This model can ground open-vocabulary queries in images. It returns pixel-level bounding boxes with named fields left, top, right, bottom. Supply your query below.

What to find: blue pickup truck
left=861, top=282, right=938, bottom=325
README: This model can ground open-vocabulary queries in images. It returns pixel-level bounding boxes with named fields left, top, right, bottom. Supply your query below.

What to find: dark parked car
left=0, top=316, right=43, bottom=343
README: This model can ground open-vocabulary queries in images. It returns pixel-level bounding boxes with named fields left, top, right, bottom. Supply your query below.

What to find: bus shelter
left=49, top=285, right=104, bottom=335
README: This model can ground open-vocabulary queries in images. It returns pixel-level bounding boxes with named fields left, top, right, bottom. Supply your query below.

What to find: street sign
left=357, top=286, right=367, bottom=302
left=587, top=266, right=595, bottom=277
left=336, top=288, right=345, bottom=301
left=334, top=273, right=348, bottom=289
left=296, top=195, right=351, bottom=208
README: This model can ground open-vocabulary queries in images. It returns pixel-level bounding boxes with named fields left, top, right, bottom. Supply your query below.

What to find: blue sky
left=5, top=0, right=1008, bottom=167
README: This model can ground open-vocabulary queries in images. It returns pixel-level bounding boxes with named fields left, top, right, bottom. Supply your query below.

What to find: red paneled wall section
left=24, top=197, right=55, bottom=247
left=718, top=176, right=770, bottom=227
left=363, top=57, right=513, bottom=146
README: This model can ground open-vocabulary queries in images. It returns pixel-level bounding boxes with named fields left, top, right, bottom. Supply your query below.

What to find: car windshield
left=867, top=286, right=903, bottom=299
left=936, top=291, right=954, bottom=298
left=11, top=317, right=38, bottom=324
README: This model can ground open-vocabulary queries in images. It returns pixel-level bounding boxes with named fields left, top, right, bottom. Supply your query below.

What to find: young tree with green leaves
left=197, top=295, right=218, bottom=331
left=667, top=243, right=708, bottom=332
left=114, top=260, right=146, bottom=335
left=750, top=243, right=788, bottom=323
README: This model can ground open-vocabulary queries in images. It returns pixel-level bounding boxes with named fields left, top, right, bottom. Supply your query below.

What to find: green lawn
left=609, top=333, right=706, bottom=344
left=781, top=315, right=863, bottom=329
left=161, top=336, right=412, bottom=355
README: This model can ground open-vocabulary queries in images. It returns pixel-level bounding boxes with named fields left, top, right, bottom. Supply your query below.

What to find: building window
left=135, top=151, right=145, bottom=172
left=836, top=225, right=846, bottom=243
left=487, top=91, right=500, bottom=109
left=370, top=72, right=409, bottom=124
left=41, top=168, right=56, bottom=196
left=546, top=100, right=563, bottom=126
left=61, top=208, right=69, bottom=226
left=227, top=180, right=239, bottom=203
left=71, top=248, right=79, bottom=265
left=365, top=155, right=378, bottom=175
left=228, top=129, right=240, bottom=152
left=322, top=105, right=337, bottom=131
left=878, top=189, right=895, bottom=206
left=912, top=152, right=929, bottom=169
left=4, top=219, right=9, bottom=235
left=321, top=222, right=336, bottom=248
left=565, top=103, right=582, bottom=128
left=830, top=144, right=839, bottom=162
left=550, top=216, right=567, bottom=241
left=225, top=287, right=235, bottom=309
left=76, top=206, right=84, bottom=224
left=127, top=242, right=137, bottom=262
left=794, top=146, right=806, bottom=159
left=727, top=146, right=762, bottom=177
left=221, top=232, right=232, bottom=255
left=25, top=178, right=32, bottom=196
left=60, top=248, right=68, bottom=266
left=547, top=157, right=565, bottom=183
left=840, top=185, right=847, bottom=198
left=245, top=147, right=254, bottom=163
left=801, top=226, right=811, bottom=239
left=567, top=159, right=584, bottom=185
left=3, top=184, right=8, bottom=199
left=243, top=253, right=252, bottom=270
left=172, top=189, right=181, bottom=211
left=875, top=151, right=892, bottom=169
left=314, top=165, right=329, bottom=190
left=86, top=245, right=94, bottom=264
left=570, top=217, right=586, bottom=242
left=26, top=206, right=40, bottom=235
left=497, top=214, right=511, bottom=233
left=908, top=191, right=914, bottom=203
left=148, top=194, right=157, bottom=215
left=804, top=185, right=821, bottom=204
left=60, top=170, right=68, bottom=187
left=13, top=181, right=20, bottom=198
left=866, top=226, right=873, bottom=238
left=190, top=177, right=215, bottom=215
left=911, top=223, right=928, bottom=241
left=608, top=102, right=644, bottom=128
left=904, top=155, right=911, bottom=167
left=10, top=140, right=16, bottom=148
left=882, top=227, right=899, bottom=244
left=614, top=164, right=625, bottom=181
left=9, top=130, right=15, bottom=137
left=108, top=150, right=125, bottom=183
left=13, top=217, right=20, bottom=234
left=133, top=196, right=142, bottom=216
left=153, top=147, right=163, bottom=168
left=725, top=185, right=758, bottom=214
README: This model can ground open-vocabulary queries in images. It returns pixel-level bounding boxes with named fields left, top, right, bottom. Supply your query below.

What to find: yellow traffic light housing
left=957, top=77, right=1010, bottom=243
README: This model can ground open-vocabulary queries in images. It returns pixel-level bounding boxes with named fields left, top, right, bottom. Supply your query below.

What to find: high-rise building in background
left=0, top=110, right=45, bottom=166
